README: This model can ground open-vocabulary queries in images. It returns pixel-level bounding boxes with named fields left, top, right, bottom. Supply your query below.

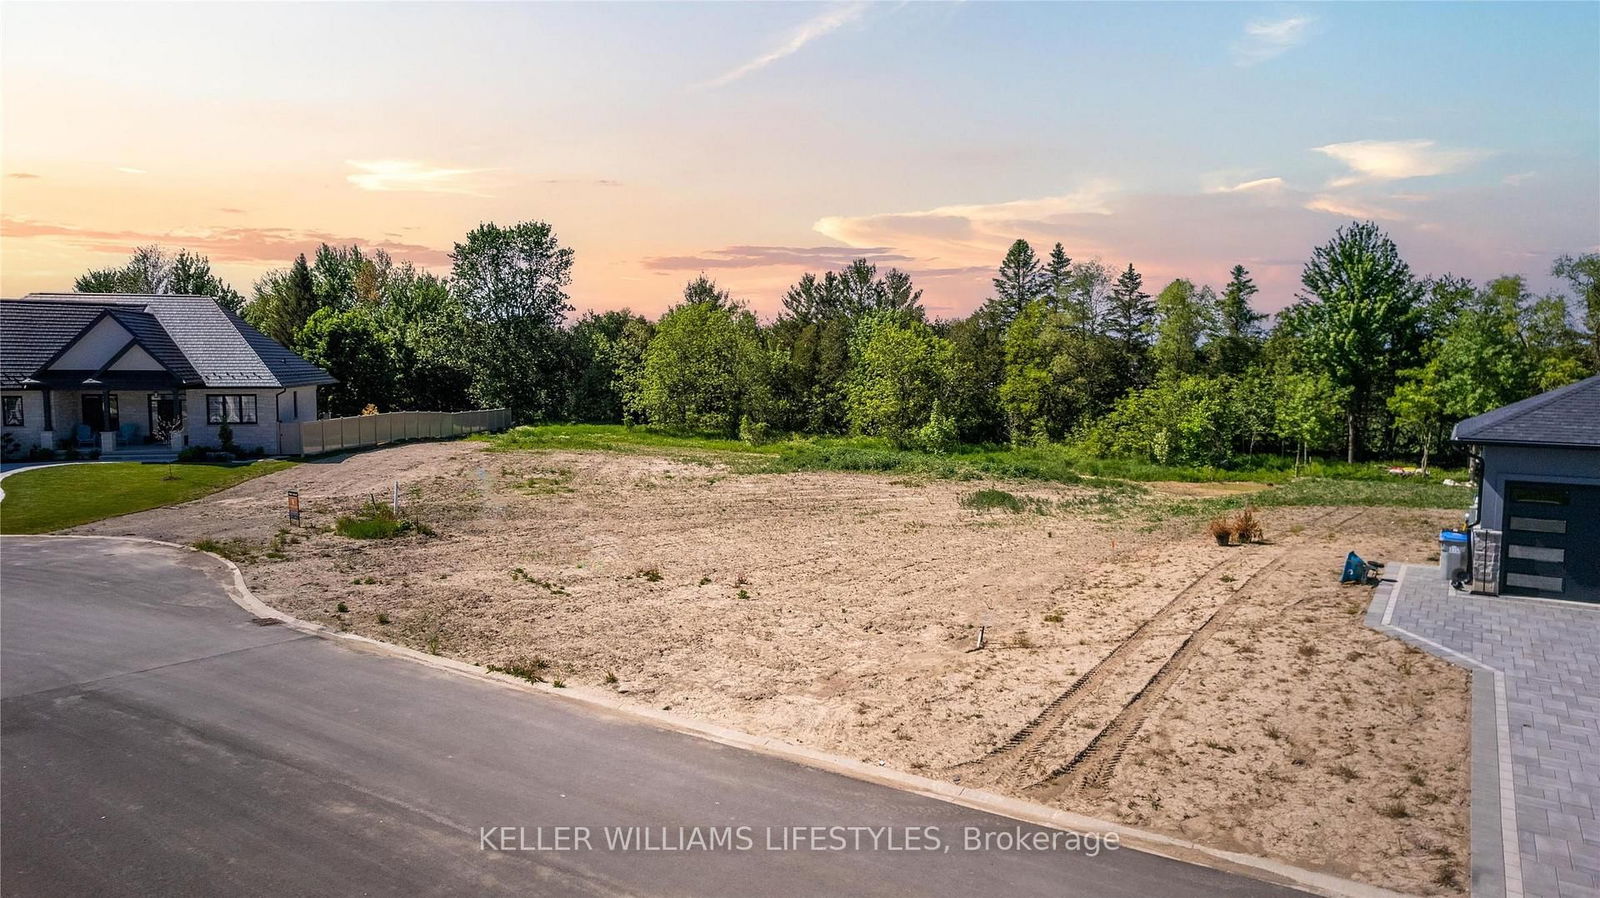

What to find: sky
left=2, top=1, right=1597, bottom=321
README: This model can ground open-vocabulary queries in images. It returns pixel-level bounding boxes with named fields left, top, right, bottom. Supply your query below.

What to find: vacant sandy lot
left=79, top=440, right=1470, bottom=895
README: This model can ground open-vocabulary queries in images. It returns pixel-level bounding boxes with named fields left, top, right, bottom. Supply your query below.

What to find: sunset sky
left=3, top=1, right=1596, bottom=321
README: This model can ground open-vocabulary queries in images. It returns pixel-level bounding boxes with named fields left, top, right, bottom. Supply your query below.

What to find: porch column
left=169, top=388, right=186, bottom=449
left=100, top=389, right=115, bottom=453
left=39, top=387, right=54, bottom=450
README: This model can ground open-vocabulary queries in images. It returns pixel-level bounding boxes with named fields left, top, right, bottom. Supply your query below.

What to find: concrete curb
left=1367, top=564, right=1522, bottom=898
left=9, top=532, right=1412, bottom=898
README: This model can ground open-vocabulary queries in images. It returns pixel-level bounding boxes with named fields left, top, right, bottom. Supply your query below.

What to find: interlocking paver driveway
left=1371, top=564, right=1599, bottom=898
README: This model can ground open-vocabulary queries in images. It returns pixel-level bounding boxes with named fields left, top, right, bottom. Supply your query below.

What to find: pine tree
left=1104, top=263, right=1154, bottom=389
left=1043, top=243, right=1073, bottom=308
left=1211, top=264, right=1267, bottom=374
left=986, top=239, right=1045, bottom=328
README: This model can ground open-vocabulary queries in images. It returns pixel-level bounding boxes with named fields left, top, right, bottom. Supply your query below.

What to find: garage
left=1453, top=374, right=1600, bottom=604
left=1501, top=481, right=1600, bottom=601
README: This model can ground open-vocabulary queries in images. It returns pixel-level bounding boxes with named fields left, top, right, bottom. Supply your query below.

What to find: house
left=1, top=293, right=335, bottom=459
left=1453, top=373, right=1600, bottom=603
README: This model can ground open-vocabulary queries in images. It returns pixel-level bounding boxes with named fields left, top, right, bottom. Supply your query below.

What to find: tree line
left=76, top=221, right=1600, bottom=469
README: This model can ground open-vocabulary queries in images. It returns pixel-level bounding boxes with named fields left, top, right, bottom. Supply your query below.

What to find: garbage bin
left=1439, top=530, right=1470, bottom=585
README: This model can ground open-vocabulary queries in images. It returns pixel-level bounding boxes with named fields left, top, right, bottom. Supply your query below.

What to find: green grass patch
left=478, top=424, right=1468, bottom=511
left=334, top=500, right=433, bottom=540
left=191, top=537, right=257, bottom=563
left=0, top=461, right=294, bottom=534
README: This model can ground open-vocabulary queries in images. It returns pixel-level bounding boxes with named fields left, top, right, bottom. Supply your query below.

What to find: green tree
left=450, top=221, right=575, bottom=418
left=1151, top=279, right=1214, bottom=379
left=1042, top=243, right=1073, bottom=310
left=1293, top=221, right=1423, bottom=461
left=1080, top=374, right=1241, bottom=467
left=74, top=245, right=245, bottom=312
left=1210, top=265, right=1266, bottom=375
left=940, top=312, right=1009, bottom=443
left=680, top=273, right=733, bottom=310
left=1552, top=253, right=1600, bottom=372
left=1104, top=263, right=1154, bottom=391
left=1388, top=361, right=1447, bottom=472
left=245, top=253, right=319, bottom=348
left=845, top=313, right=951, bottom=448
left=1000, top=298, right=1118, bottom=442
left=637, top=285, right=769, bottom=434
left=1273, top=372, right=1351, bottom=472
left=984, top=239, right=1046, bottom=328
left=377, top=266, right=475, bottom=411
left=297, top=305, right=399, bottom=416
left=565, top=310, right=654, bottom=423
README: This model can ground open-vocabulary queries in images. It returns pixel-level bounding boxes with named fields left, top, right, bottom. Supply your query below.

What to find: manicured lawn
left=0, top=461, right=294, bottom=534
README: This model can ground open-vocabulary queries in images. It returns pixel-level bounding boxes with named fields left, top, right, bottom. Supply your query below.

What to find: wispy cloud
left=1503, top=171, right=1536, bottom=186
left=0, top=214, right=452, bottom=267
left=346, top=160, right=486, bottom=195
left=1304, top=194, right=1405, bottom=221
left=117, top=167, right=148, bottom=175
left=643, top=244, right=910, bottom=271
left=1314, top=139, right=1486, bottom=186
left=1232, top=15, right=1313, bottom=66
left=6, top=172, right=41, bottom=180
left=1208, top=176, right=1286, bottom=194
left=700, top=2, right=868, bottom=88
left=813, top=182, right=1117, bottom=261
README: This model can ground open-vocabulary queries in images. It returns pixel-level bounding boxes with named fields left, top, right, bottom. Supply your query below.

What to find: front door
left=79, top=395, right=119, bottom=433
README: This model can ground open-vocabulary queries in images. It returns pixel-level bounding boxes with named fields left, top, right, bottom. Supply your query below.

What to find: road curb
left=10, top=533, right=1410, bottom=898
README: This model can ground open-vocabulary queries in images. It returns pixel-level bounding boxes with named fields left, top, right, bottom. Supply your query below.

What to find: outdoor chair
left=74, top=424, right=95, bottom=448
left=118, top=422, right=141, bottom=446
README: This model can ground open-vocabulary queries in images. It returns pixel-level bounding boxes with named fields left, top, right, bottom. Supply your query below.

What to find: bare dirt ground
left=78, top=440, right=1471, bottom=895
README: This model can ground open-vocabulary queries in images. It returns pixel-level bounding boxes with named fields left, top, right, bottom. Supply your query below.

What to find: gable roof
left=1451, top=374, right=1600, bottom=449
left=2, top=294, right=336, bottom=390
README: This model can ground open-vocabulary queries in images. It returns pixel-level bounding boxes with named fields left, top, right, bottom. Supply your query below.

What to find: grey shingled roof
left=1451, top=374, right=1600, bottom=449
left=2, top=294, right=336, bottom=389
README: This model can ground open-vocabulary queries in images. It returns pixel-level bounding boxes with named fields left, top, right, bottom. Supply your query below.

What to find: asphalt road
left=1, top=536, right=1309, bottom=897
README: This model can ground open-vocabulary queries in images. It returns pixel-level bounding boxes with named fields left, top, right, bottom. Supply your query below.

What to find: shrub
left=1207, top=517, right=1232, bottom=543
left=913, top=400, right=959, bottom=454
left=1078, top=374, right=1241, bottom=467
left=1230, top=508, right=1262, bottom=543
left=738, top=416, right=772, bottom=446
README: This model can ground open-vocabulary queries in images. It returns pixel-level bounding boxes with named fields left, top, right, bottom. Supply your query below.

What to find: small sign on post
left=287, top=489, right=301, bottom=526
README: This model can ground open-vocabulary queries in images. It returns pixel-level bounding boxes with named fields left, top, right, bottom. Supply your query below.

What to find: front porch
left=27, top=386, right=191, bottom=456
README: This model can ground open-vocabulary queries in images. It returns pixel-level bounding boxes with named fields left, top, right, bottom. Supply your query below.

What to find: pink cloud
left=0, top=214, right=452, bottom=268
left=642, top=244, right=911, bottom=271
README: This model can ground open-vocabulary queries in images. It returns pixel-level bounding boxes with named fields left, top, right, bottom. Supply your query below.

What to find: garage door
left=1502, top=481, right=1600, bottom=603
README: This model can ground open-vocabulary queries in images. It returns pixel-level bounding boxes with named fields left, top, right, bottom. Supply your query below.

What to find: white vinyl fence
left=289, top=408, right=511, bottom=456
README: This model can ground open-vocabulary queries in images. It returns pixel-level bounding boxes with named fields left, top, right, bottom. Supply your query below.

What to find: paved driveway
left=1, top=536, right=1306, bottom=898
left=1370, top=565, right=1600, bottom=898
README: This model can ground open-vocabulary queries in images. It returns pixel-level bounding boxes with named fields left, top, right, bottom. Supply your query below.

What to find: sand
left=76, top=440, right=1470, bottom=895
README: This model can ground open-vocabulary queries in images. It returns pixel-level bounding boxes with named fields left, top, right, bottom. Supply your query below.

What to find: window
left=206, top=394, right=258, bottom=425
left=1509, top=483, right=1569, bottom=506
left=2, top=396, right=22, bottom=427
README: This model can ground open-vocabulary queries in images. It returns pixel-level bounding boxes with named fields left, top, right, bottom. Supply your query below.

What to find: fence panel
left=296, top=408, right=509, bottom=455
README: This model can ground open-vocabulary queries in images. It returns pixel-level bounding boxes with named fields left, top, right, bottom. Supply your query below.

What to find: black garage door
left=1502, top=481, right=1600, bottom=603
